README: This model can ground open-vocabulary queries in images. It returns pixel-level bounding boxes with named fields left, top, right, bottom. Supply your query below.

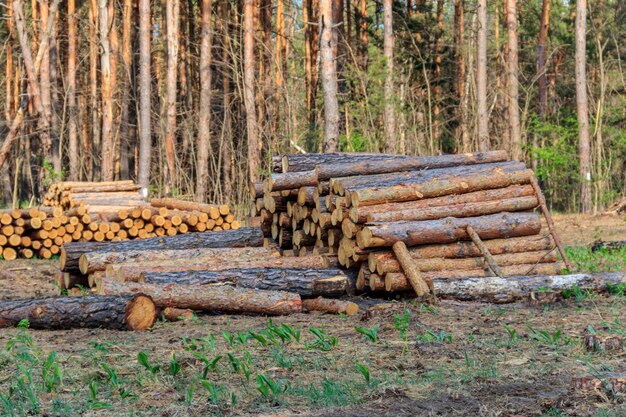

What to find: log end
left=125, top=294, right=157, bottom=330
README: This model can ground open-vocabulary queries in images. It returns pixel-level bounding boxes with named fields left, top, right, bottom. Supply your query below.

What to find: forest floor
left=0, top=213, right=625, bottom=416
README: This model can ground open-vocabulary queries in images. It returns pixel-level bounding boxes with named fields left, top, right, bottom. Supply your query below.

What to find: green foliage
left=355, top=363, right=371, bottom=385
left=565, top=246, right=626, bottom=273
left=526, top=325, right=570, bottom=346
left=417, top=329, right=453, bottom=343
left=137, top=351, right=161, bottom=374
left=354, top=326, right=379, bottom=343
left=305, top=326, right=338, bottom=351
left=502, top=324, right=519, bottom=343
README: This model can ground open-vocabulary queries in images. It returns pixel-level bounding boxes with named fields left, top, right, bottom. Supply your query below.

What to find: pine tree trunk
left=506, top=0, right=521, bottom=160
left=39, top=0, right=53, bottom=169
left=99, top=0, right=114, bottom=180
left=220, top=0, right=232, bottom=202
left=196, top=0, right=212, bottom=202
left=67, top=0, right=79, bottom=180
left=320, top=0, right=339, bottom=152
left=164, top=0, right=179, bottom=194
left=138, top=0, right=152, bottom=191
left=119, top=0, right=134, bottom=179
left=243, top=0, right=259, bottom=181
left=382, top=0, right=396, bottom=153
left=575, top=0, right=592, bottom=213
left=433, top=0, right=444, bottom=149
left=88, top=0, right=99, bottom=179
left=476, top=0, right=489, bottom=151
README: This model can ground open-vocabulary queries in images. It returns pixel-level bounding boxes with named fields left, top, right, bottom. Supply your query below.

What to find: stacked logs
left=54, top=227, right=358, bottom=318
left=254, top=151, right=571, bottom=297
left=43, top=180, right=146, bottom=210
left=1, top=198, right=239, bottom=260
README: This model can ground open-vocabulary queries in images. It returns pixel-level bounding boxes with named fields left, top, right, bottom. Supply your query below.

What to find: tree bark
left=67, top=0, right=79, bottom=180
left=79, top=246, right=278, bottom=274
left=506, top=0, right=521, bottom=160
left=196, top=0, right=213, bottom=202
left=0, top=294, right=156, bottom=330
left=98, top=0, right=114, bottom=181
left=60, top=227, right=264, bottom=273
left=164, top=0, right=179, bottom=193
left=454, top=0, right=469, bottom=152
left=357, top=211, right=542, bottom=249
left=392, top=241, right=430, bottom=295
left=575, top=0, right=592, bottom=213
left=97, top=280, right=302, bottom=315
left=320, top=0, right=340, bottom=152
left=382, top=0, right=396, bottom=152
left=243, top=0, right=260, bottom=182
left=119, top=0, right=134, bottom=179
left=433, top=0, right=444, bottom=148
left=140, top=267, right=348, bottom=297
left=138, top=0, right=152, bottom=191
left=476, top=0, right=489, bottom=151
left=303, top=297, right=359, bottom=315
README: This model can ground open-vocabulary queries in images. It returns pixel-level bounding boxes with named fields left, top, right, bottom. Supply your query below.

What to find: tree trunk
left=220, top=0, right=232, bottom=203
left=141, top=267, right=348, bottom=298
left=303, top=297, right=359, bottom=315
left=356, top=211, right=542, bottom=249
left=98, top=0, right=114, bottom=180
left=476, top=0, right=489, bottom=151
left=39, top=0, right=53, bottom=171
left=67, top=0, right=79, bottom=180
left=196, top=0, right=212, bottom=202
left=60, top=227, right=264, bottom=273
left=506, top=0, right=521, bottom=160
left=382, top=0, right=396, bottom=152
left=88, top=0, right=98, bottom=179
left=243, top=0, right=260, bottom=182
left=320, top=0, right=339, bottom=152
left=392, top=241, right=430, bottom=295
left=79, top=246, right=278, bottom=274
left=575, top=0, right=592, bottom=213
left=119, top=0, right=134, bottom=179
left=164, top=0, right=179, bottom=193
left=138, top=0, right=152, bottom=191
left=0, top=294, right=156, bottom=330
left=97, top=280, right=302, bottom=315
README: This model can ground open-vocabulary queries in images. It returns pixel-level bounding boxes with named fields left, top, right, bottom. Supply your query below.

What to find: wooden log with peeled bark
left=281, top=152, right=424, bottom=172
left=140, top=267, right=348, bottom=297
left=109, top=254, right=335, bottom=282
left=350, top=168, right=533, bottom=207
left=384, top=262, right=567, bottom=292
left=96, top=280, right=302, bottom=315
left=79, top=246, right=279, bottom=274
left=349, top=185, right=535, bottom=223
left=150, top=198, right=226, bottom=218
left=264, top=168, right=319, bottom=192
left=162, top=307, right=194, bottom=321
left=0, top=294, right=156, bottom=330
left=302, top=297, right=359, bottom=315
left=60, top=227, right=263, bottom=273
left=392, top=241, right=430, bottom=296
left=466, top=225, right=503, bottom=277
left=356, top=212, right=542, bottom=249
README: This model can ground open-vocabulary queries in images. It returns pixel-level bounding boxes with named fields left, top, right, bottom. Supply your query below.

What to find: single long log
left=364, top=196, right=538, bottom=223
left=431, top=272, right=626, bottom=303
left=357, top=212, right=542, bottom=249
left=392, top=241, right=430, bottom=296
left=162, top=307, right=194, bottom=321
left=282, top=152, right=418, bottom=172
left=97, top=280, right=302, bottom=315
left=110, top=255, right=334, bottom=282
left=466, top=225, right=503, bottom=277
left=0, top=294, right=156, bottom=330
left=302, top=297, right=359, bottom=315
left=349, top=184, right=535, bottom=223
left=60, top=227, right=263, bottom=273
left=351, top=168, right=533, bottom=207
left=150, top=198, right=226, bottom=218
left=384, top=262, right=566, bottom=292
left=140, top=267, right=348, bottom=297
left=265, top=168, right=319, bottom=191
left=376, top=250, right=558, bottom=275
left=79, top=246, right=278, bottom=275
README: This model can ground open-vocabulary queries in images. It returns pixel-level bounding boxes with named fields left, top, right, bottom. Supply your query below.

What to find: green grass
left=565, top=246, right=626, bottom=272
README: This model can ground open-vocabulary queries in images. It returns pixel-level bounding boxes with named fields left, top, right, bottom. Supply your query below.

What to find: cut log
left=357, top=212, right=542, bottom=249
left=60, top=227, right=263, bottom=273
left=140, top=267, right=348, bottom=297
left=282, top=152, right=422, bottom=172
left=109, top=255, right=335, bottom=282
left=79, top=246, right=278, bottom=275
left=302, top=296, right=359, bottom=315
left=0, top=294, right=156, bottom=330
left=264, top=168, right=319, bottom=192
left=150, top=198, right=222, bottom=219
left=162, top=307, right=194, bottom=321
left=350, top=168, right=533, bottom=207
left=97, top=280, right=302, bottom=315
left=392, top=241, right=430, bottom=296
left=466, top=225, right=503, bottom=277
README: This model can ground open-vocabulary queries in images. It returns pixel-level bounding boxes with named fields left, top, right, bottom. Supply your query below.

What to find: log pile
left=2, top=194, right=239, bottom=260
left=43, top=180, right=146, bottom=210
left=254, top=151, right=571, bottom=297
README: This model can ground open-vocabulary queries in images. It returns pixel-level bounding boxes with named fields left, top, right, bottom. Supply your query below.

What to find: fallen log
left=356, top=212, right=542, bottom=249
left=350, top=168, right=533, bottom=207
left=302, top=297, right=359, bottom=315
left=392, top=270, right=621, bottom=303
left=109, top=255, right=335, bottom=282
left=392, top=241, right=430, bottom=296
left=96, top=280, right=302, bottom=315
left=60, top=227, right=263, bottom=274
left=0, top=294, right=156, bottom=330
left=264, top=168, right=319, bottom=192
left=140, top=268, right=348, bottom=297
left=162, top=307, right=194, bottom=321
left=79, top=246, right=278, bottom=275
left=384, top=262, right=566, bottom=292
left=281, top=152, right=423, bottom=172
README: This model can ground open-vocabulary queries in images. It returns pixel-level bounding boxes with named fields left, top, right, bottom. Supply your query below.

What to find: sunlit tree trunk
left=476, top=0, right=489, bottom=151
left=534, top=0, right=551, bottom=171
left=119, top=0, right=133, bottom=179
left=164, top=0, right=179, bottom=193
left=382, top=0, right=396, bottom=152
left=505, top=0, right=521, bottom=160
left=196, top=0, right=212, bottom=202
left=243, top=0, right=259, bottom=181
left=88, top=0, right=98, bottom=179
left=455, top=0, right=469, bottom=152
left=220, top=0, right=232, bottom=202
left=433, top=0, right=444, bottom=149
left=67, top=0, right=79, bottom=180
left=137, top=0, right=152, bottom=191
left=575, top=0, right=592, bottom=213
left=98, top=0, right=114, bottom=180
left=39, top=0, right=53, bottom=167
left=320, top=0, right=339, bottom=152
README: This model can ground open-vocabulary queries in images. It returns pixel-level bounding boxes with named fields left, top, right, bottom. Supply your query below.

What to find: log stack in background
left=1, top=182, right=239, bottom=260
left=253, top=151, right=571, bottom=296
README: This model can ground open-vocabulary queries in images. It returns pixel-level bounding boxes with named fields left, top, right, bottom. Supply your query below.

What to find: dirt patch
left=0, top=258, right=60, bottom=300
left=552, top=213, right=626, bottom=246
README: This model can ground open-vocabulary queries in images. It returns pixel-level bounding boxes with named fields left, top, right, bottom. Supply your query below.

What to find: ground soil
left=0, top=214, right=624, bottom=416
